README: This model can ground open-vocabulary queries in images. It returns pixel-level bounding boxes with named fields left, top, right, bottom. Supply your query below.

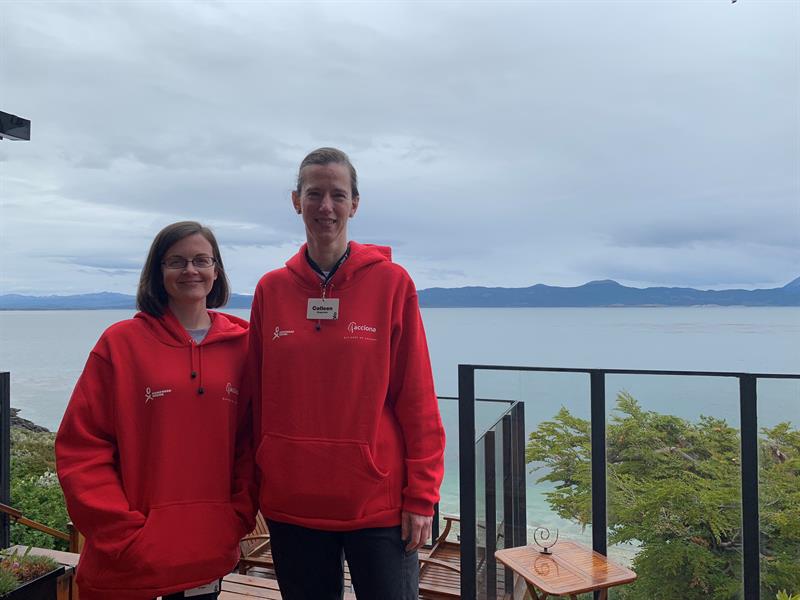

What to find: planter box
left=1, top=566, right=65, bottom=600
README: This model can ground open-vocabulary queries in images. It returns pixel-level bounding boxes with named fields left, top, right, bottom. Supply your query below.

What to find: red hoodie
left=248, top=242, right=445, bottom=531
left=56, top=310, right=256, bottom=600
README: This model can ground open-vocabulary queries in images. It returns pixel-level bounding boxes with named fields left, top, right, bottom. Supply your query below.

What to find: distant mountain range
left=418, top=277, right=800, bottom=307
left=0, top=292, right=254, bottom=310
left=2, top=278, right=798, bottom=309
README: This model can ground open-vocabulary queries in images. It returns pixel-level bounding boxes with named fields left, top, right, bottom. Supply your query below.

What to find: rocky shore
left=9, top=408, right=50, bottom=433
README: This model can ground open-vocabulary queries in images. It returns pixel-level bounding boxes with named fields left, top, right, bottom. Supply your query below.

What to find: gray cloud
left=60, top=257, right=142, bottom=271
left=1, top=1, right=798, bottom=294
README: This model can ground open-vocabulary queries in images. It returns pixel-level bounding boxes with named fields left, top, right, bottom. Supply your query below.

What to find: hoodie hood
left=134, top=309, right=248, bottom=347
left=285, top=241, right=392, bottom=291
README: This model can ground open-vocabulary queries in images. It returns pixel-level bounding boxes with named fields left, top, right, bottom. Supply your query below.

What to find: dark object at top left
left=0, top=111, right=31, bottom=141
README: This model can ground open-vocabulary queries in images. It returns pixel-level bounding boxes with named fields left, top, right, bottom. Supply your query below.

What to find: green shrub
left=9, top=429, right=69, bottom=551
left=0, top=568, right=18, bottom=595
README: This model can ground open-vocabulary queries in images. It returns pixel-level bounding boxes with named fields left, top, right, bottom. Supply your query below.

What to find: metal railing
left=0, top=502, right=69, bottom=543
left=457, top=365, right=800, bottom=600
left=432, top=394, right=527, bottom=600
left=475, top=400, right=526, bottom=600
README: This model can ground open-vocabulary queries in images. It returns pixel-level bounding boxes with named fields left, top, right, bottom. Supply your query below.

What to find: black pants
left=268, top=519, right=419, bottom=600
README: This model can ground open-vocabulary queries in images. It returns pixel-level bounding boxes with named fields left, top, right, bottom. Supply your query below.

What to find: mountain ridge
left=1, top=279, right=798, bottom=309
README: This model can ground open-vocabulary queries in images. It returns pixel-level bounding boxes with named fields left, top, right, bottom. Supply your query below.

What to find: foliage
left=0, top=569, right=17, bottom=595
left=8, top=429, right=69, bottom=551
left=759, top=423, right=800, bottom=594
left=0, top=546, right=60, bottom=593
left=776, top=591, right=800, bottom=600
left=9, top=429, right=56, bottom=481
left=526, top=392, right=800, bottom=600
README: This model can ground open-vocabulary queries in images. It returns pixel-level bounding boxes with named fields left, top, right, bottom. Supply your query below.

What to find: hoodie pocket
left=80, top=501, right=241, bottom=592
left=258, top=432, right=390, bottom=521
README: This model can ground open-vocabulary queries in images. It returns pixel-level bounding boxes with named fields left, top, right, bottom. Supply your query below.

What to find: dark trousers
left=267, top=519, right=419, bottom=600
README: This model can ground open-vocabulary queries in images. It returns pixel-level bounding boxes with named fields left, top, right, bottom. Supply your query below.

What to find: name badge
left=307, top=298, right=340, bottom=320
left=184, top=580, right=220, bottom=596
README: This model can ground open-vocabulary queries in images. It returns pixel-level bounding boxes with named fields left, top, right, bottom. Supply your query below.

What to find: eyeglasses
left=161, top=256, right=217, bottom=269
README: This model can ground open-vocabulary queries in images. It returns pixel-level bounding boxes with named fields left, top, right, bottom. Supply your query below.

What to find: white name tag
left=307, top=298, right=340, bottom=320
left=184, top=580, right=220, bottom=596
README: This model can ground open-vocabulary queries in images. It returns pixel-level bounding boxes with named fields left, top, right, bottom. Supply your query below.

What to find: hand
left=401, top=510, right=432, bottom=552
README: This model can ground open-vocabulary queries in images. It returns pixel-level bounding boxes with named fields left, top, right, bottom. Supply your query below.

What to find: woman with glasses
left=248, top=148, right=445, bottom=599
left=56, top=221, right=256, bottom=600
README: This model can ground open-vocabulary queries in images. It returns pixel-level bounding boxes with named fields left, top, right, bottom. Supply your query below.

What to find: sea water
left=2, top=307, right=798, bottom=552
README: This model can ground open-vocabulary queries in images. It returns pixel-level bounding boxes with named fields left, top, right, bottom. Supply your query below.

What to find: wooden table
left=494, top=541, right=636, bottom=600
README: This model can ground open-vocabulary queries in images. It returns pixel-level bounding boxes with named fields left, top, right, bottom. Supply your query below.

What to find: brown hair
left=296, top=147, right=359, bottom=197
left=136, top=221, right=230, bottom=317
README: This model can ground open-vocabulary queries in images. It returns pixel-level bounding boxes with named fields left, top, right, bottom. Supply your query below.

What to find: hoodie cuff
left=402, top=496, right=436, bottom=517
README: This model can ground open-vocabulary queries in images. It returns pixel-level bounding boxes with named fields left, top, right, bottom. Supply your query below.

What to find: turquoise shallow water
left=1, top=306, right=798, bottom=555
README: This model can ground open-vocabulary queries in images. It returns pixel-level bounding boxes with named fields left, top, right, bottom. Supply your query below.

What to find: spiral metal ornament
left=532, top=527, right=559, bottom=554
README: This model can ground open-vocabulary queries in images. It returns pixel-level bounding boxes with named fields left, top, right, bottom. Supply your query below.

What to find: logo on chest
left=223, top=382, right=239, bottom=404
left=145, top=386, right=173, bottom=404
left=272, top=325, right=295, bottom=340
left=345, top=321, right=378, bottom=341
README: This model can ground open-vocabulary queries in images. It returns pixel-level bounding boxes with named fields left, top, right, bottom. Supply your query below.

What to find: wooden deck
left=14, top=545, right=451, bottom=600
left=222, top=573, right=357, bottom=599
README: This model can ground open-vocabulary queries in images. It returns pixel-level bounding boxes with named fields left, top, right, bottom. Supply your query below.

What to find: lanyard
left=305, top=244, right=350, bottom=285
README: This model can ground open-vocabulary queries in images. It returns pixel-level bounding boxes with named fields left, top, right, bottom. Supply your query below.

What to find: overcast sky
left=1, top=1, right=798, bottom=296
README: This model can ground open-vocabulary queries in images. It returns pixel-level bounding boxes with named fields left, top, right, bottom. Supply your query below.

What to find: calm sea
left=2, top=307, right=799, bottom=549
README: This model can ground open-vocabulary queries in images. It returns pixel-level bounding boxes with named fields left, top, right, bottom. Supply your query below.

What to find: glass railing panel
left=520, top=371, right=592, bottom=551
left=436, top=395, right=510, bottom=542
left=757, top=377, right=800, bottom=598
left=475, top=406, right=512, bottom=600
left=475, top=369, right=518, bottom=435
left=438, top=396, right=460, bottom=519
left=472, top=368, right=595, bottom=597
left=604, top=374, right=742, bottom=599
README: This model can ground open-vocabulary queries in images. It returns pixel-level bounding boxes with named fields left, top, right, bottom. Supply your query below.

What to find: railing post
left=484, top=430, right=497, bottom=600
left=739, top=375, right=760, bottom=600
left=459, top=365, right=477, bottom=600
left=502, top=414, right=514, bottom=594
left=512, top=401, right=526, bottom=547
left=590, top=371, right=606, bottom=600
left=431, top=502, right=439, bottom=546
left=1, top=372, right=10, bottom=549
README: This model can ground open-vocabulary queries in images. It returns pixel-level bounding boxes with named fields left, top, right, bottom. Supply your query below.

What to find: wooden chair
left=237, top=512, right=273, bottom=575
left=419, top=514, right=461, bottom=599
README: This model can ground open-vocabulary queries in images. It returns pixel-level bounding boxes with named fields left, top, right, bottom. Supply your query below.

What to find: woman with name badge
left=56, top=222, right=257, bottom=600
left=247, top=148, right=446, bottom=599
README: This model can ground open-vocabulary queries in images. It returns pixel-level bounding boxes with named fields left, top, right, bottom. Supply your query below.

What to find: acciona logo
left=347, top=322, right=377, bottom=334
left=223, top=382, right=239, bottom=404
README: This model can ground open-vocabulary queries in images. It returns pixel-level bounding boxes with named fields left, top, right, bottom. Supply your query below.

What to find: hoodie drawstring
left=189, top=342, right=204, bottom=395
left=197, top=346, right=204, bottom=395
